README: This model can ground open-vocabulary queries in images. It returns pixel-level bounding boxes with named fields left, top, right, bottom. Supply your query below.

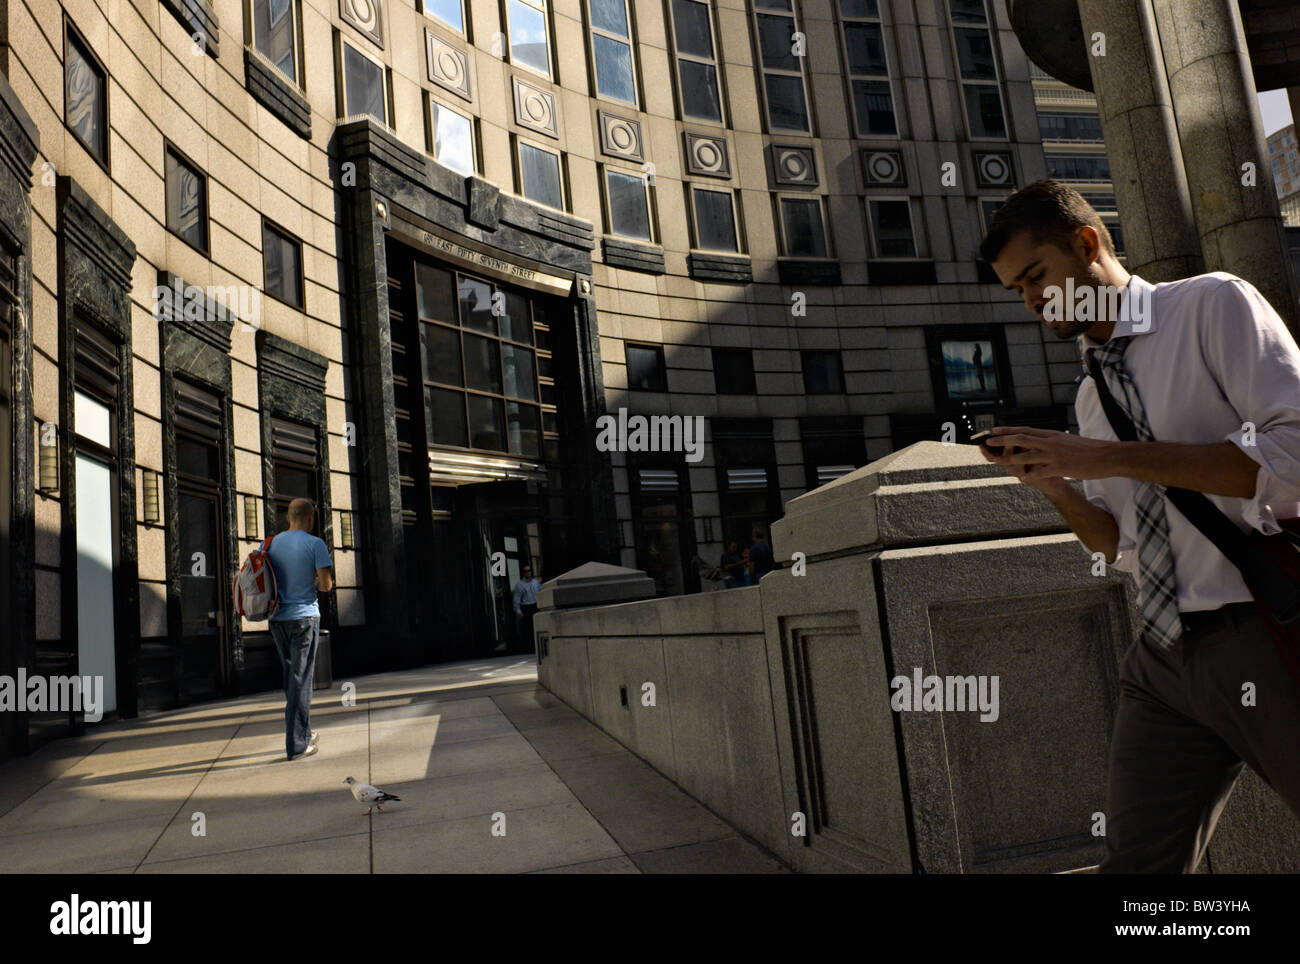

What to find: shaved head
left=287, top=498, right=315, bottom=527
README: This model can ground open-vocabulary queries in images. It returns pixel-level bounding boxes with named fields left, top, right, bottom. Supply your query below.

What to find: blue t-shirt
left=267, top=529, right=332, bottom=621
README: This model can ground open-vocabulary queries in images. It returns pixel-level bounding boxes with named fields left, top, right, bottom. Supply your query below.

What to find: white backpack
left=233, top=535, right=279, bottom=621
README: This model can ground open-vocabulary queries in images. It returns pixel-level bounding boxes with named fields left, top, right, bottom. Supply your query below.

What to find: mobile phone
left=971, top=429, right=1021, bottom=455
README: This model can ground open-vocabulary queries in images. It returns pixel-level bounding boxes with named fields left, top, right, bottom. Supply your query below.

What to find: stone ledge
left=154, top=270, right=234, bottom=354
left=0, top=69, right=39, bottom=188
left=245, top=49, right=311, bottom=140
left=777, top=258, right=842, bottom=286
left=162, top=0, right=220, bottom=58
left=256, top=330, right=328, bottom=393
left=602, top=237, right=665, bottom=274
left=866, top=259, right=937, bottom=286
left=688, top=252, right=752, bottom=283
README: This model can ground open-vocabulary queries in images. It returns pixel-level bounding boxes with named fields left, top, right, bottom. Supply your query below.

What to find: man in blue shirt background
left=267, top=498, right=333, bottom=760
left=512, top=564, right=541, bottom=654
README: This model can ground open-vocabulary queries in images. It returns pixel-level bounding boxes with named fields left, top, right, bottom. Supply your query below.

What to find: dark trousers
left=1100, top=603, right=1300, bottom=872
left=518, top=603, right=538, bottom=651
left=270, top=616, right=319, bottom=758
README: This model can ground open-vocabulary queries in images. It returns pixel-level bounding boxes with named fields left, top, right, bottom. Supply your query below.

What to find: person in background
left=267, top=498, right=332, bottom=761
left=749, top=526, right=775, bottom=581
left=512, top=563, right=542, bottom=652
left=720, top=541, right=745, bottom=588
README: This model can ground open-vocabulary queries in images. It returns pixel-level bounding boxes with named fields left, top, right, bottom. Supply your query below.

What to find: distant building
left=1267, top=124, right=1300, bottom=227
left=1028, top=64, right=1125, bottom=257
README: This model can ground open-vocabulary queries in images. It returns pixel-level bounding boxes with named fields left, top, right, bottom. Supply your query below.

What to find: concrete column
left=1076, top=0, right=1203, bottom=283
left=1151, top=0, right=1300, bottom=333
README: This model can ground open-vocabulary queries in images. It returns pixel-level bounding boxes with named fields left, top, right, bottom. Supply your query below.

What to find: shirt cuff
left=1084, top=493, right=1135, bottom=572
left=1223, top=427, right=1294, bottom=534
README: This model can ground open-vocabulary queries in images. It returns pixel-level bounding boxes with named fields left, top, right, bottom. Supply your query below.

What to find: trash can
left=313, top=629, right=333, bottom=690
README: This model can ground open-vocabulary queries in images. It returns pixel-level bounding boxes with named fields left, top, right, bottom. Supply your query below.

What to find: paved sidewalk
left=0, top=657, right=788, bottom=874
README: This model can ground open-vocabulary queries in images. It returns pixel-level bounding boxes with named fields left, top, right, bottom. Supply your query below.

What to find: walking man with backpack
left=267, top=498, right=333, bottom=760
left=979, top=180, right=1300, bottom=872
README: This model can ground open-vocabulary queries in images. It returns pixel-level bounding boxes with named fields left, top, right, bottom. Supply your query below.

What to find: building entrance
left=427, top=482, right=543, bottom=658
left=383, top=240, right=589, bottom=664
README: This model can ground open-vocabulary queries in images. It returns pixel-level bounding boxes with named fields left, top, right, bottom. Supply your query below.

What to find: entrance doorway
left=73, top=390, right=117, bottom=714
left=173, top=381, right=228, bottom=701
left=426, top=482, right=542, bottom=659
left=630, top=463, right=698, bottom=597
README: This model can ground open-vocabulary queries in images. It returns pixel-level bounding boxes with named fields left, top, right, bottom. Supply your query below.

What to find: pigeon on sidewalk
left=343, top=776, right=402, bottom=815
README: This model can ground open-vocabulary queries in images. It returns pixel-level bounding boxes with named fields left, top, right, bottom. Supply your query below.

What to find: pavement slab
left=0, top=656, right=788, bottom=873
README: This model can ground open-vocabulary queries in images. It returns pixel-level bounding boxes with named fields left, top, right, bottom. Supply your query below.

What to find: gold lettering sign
left=390, top=221, right=572, bottom=295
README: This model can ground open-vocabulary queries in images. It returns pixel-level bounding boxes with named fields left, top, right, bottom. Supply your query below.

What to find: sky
left=1259, top=89, right=1293, bottom=136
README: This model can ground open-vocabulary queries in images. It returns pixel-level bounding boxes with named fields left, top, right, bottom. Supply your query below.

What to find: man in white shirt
left=980, top=180, right=1300, bottom=873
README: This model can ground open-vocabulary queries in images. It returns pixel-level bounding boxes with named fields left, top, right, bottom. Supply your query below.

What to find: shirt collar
left=1079, top=274, right=1157, bottom=355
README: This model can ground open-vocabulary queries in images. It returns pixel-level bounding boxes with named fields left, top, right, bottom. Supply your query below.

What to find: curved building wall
left=0, top=0, right=1072, bottom=743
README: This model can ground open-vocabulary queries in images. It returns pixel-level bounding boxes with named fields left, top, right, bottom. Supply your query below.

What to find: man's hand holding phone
left=974, top=426, right=1074, bottom=498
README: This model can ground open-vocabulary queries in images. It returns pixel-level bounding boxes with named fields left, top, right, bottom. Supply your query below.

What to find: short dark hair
left=751, top=527, right=765, bottom=540
left=979, top=179, right=1115, bottom=264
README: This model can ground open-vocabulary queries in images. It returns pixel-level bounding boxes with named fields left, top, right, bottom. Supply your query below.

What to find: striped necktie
left=1088, top=339, right=1183, bottom=651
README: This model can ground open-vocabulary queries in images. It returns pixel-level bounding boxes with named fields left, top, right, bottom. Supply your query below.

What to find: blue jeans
left=270, top=617, right=319, bottom=758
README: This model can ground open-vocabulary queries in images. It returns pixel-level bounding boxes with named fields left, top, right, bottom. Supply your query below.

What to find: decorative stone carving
left=772, top=145, right=817, bottom=186
left=427, top=30, right=471, bottom=101
left=512, top=76, right=558, bottom=138
left=974, top=150, right=1015, bottom=189
left=684, top=132, right=730, bottom=178
left=598, top=111, right=643, bottom=162
left=341, top=0, right=383, bottom=48
left=863, top=149, right=905, bottom=187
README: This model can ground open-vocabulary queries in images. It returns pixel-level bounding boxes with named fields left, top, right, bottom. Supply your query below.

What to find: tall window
left=252, top=0, right=300, bottom=84
left=165, top=144, right=209, bottom=254
left=507, top=0, right=552, bottom=77
left=948, top=0, right=1006, bottom=138
left=263, top=220, right=303, bottom=308
left=671, top=0, right=723, bottom=123
left=518, top=141, right=564, bottom=210
left=423, top=0, right=465, bottom=33
left=752, top=0, right=809, bottom=133
left=838, top=0, right=895, bottom=137
left=415, top=263, right=548, bottom=458
left=271, top=417, right=319, bottom=534
left=690, top=186, right=740, bottom=252
left=604, top=168, right=653, bottom=241
left=339, top=37, right=388, bottom=124
left=429, top=98, right=476, bottom=175
left=589, top=0, right=637, bottom=104
left=65, top=22, right=107, bottom=163
left=777, top=195, right=829, bottom=257
left=867, top=198, right=915, bottom=258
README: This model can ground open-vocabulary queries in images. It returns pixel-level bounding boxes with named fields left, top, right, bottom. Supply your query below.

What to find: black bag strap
left=1085, top=350, right=1300, bottom=621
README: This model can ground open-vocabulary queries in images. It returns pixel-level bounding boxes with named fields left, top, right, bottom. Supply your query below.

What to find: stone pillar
left=1151, top=0, right=1300, bottom=333
left=1076, top=0, right=1203, bottom=282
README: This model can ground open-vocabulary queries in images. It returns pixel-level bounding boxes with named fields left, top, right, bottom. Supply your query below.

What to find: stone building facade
left=0, top=0, right=1081, bottom=754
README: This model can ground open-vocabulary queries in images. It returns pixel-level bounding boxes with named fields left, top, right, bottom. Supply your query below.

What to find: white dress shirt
left=1076, top=272, right=1300, bottom=612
